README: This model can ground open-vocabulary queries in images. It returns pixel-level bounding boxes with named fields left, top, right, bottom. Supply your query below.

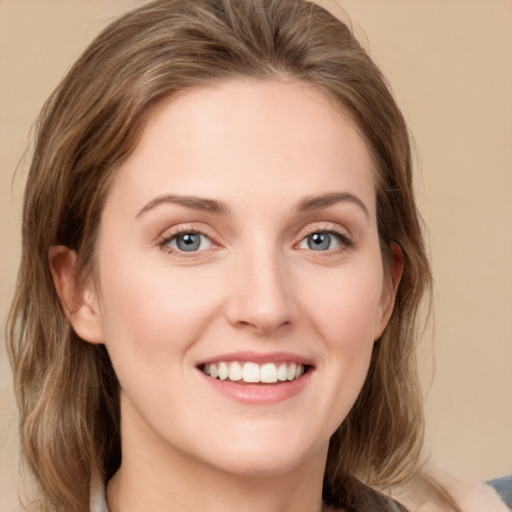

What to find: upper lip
left=197, top=351, right=314, bottom=367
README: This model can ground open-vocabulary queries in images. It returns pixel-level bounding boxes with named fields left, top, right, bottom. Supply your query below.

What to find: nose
left=224, top=247, right=297, bottom=336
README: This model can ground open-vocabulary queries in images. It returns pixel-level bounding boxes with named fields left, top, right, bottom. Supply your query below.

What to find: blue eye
left=165, top=232, right=212, bottom=252
left=298, top=230, right=349, bottom=252
left=307, top=232, right=333, bottom=251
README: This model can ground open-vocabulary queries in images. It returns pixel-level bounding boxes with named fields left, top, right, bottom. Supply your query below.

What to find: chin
left=196, top=427, right=327, bottom=478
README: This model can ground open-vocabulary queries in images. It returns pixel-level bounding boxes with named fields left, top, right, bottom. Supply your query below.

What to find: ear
left=375, top=242, right=403, bottom=340
left=48, top=245, right=105, bottom=344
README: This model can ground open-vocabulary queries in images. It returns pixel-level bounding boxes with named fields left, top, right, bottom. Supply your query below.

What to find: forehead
left=107, top=78, right=376, bottom=217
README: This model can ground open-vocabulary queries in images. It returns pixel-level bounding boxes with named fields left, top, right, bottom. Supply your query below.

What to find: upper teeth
left=202, top=361, right=305, bottom=383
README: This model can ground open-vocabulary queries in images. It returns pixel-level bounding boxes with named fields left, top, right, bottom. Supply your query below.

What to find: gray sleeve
left=487, top=476, right=512, bottom=511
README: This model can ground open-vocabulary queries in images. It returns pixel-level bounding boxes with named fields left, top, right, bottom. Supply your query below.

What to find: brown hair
left=7, top=0, right=432, bottom=510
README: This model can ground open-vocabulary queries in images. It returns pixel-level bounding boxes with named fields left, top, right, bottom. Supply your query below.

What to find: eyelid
left=157, top=224, right=222, bottom=256
left=294, top=223, right=354, bottom=251
left=155, top=221, right=354, bottom=257
left=299, top=222, right=352, bottom=240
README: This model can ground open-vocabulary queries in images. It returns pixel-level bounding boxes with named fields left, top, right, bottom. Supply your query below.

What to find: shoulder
left=388, top=469, right=511, bottom=512
left=487, top=476, right=512, bottom=511
left=324, top=483, right=408, bottom=512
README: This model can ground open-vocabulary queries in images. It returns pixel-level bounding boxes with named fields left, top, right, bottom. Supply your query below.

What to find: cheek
left=95, top=261, right=225, bottom=424
left=300, top=263, right=385, bottom=344
left=297, top=264, right=384, bottom=415
left=317, top=280, right=378, bottom=378
left=96, top=257, right=223, bottom=359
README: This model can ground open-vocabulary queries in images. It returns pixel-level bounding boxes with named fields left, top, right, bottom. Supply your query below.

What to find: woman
left=7, top=0, right=433, bottom=511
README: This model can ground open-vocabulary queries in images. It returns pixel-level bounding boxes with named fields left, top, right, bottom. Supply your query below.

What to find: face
left=74, top=79, right=397, bottom=478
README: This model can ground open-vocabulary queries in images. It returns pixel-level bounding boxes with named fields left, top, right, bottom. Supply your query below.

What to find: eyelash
left=297, top=226, right=354, bottom=251
left=158, top=228, right=216, bottom=256
left=157, top=225, right=353, bottom=256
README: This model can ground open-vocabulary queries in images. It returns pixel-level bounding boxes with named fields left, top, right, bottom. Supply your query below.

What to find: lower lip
left=199, top=369, right=312, bottom=404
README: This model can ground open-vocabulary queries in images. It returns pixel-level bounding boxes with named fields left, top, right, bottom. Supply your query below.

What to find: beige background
left=1, top=1, right=511, bottom=510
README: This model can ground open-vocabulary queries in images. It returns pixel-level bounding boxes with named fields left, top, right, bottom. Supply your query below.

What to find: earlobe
left=375, top=242, right=404, bottom=339
left=48, top=245, right=105, bottom=344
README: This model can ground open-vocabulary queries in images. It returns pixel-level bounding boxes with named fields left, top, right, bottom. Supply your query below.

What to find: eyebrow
left=135, top=191, right=369, bottom=219
left=296, top=192, right=369, bottom=219
left=135, top=194, right=231, bottom=218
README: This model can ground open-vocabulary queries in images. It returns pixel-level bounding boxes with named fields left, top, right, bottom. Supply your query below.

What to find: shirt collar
left=90, top=475, right=110, bottom=512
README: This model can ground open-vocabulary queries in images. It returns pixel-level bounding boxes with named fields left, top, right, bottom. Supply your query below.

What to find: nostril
left=233, top=319, right=292, bottom=336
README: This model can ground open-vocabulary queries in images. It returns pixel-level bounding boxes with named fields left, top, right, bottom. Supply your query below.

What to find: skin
left=50, top=79, right=401, bottom=512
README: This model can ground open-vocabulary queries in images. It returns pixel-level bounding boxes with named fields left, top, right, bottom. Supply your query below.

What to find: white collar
left=90, top=475, right=110, bottom=512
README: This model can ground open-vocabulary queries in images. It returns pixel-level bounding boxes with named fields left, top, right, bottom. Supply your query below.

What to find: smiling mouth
left=200, top=361, right=309, bottom=384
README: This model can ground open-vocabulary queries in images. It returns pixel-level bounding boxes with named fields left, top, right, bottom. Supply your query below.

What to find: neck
left=107, top=454, right=328, bottom=512
left=106, top=399, right=329, bottom=512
